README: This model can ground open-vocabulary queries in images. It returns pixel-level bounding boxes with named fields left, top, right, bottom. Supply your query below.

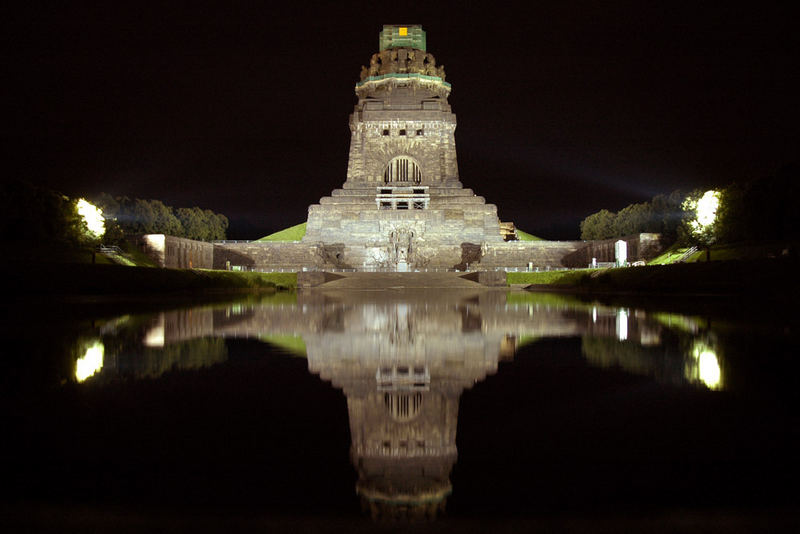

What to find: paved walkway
left=314, top=272, right=487, bottom=289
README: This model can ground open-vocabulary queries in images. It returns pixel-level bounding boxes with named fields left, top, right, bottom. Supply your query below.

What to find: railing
left=212, top=240, right=253, bottom=244
left=234, top=266, right=575, bottom=273
left=675, top=246, right=699, bottom=263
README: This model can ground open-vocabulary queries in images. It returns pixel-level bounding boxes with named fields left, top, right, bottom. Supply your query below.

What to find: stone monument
left=302, top=25, right=505, bottom=271
left=210, top=25, right=601, bottom=273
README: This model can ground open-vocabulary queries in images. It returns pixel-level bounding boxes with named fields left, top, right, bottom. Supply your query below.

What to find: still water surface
left=4, top=289, right=799, bottom=527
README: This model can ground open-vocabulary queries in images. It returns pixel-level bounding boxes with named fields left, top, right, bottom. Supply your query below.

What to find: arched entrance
left=383, top=156, right=422, bottom=184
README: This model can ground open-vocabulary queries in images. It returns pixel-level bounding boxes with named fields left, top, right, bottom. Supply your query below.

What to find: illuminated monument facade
left=302, top=25, right=504, bottom=270
left=205, top=25, right=665, bottom=272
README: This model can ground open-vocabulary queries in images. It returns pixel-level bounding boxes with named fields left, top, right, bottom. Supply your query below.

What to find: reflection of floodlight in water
left=143, top=324, right=165, bottom=347
left=76, top=341, right=104, bottom=382
left=616, top=309, right=628, bottom=341
left=77, top=198, right=105, bottom=238
left=688, top=341, right=721, bottom=390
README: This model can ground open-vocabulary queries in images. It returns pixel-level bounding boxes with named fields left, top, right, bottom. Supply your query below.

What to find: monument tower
left=303, top=25, right=504, bottom=271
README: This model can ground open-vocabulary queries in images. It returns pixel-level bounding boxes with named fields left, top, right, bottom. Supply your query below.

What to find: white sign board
left=615, top=240, right=627, bottom=267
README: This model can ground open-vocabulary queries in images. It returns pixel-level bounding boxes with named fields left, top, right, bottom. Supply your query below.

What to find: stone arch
left=383, top=155, right=422, bottom=184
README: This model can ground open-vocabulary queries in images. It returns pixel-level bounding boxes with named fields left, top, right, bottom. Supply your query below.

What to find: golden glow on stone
left=77, top=198, right=105, bottom=238
left=399, top=27, right=408, bottom=36
left=76, top=341, right=104, bottom=382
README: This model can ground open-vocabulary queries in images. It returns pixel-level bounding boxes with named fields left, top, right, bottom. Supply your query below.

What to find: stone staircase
left=312, top=271, right=489, bottom=289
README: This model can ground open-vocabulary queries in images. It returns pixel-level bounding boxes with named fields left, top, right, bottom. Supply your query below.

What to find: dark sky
left=5, top=2, right=797, bottom=239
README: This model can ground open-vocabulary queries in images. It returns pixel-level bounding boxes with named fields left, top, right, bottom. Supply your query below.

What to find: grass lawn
left=259, top=334, right=307, bottom=357
left=515, top=229, right=543, bottom=241
left=8, top=263, right=297, bottom=295
left=195, top=269, right=298, bottom=290
left=647, top=246, right=698, bottom=265
left=256, top=222, right=307, bottom=242
left=507, top=269, right=598, bottom=286
left=649, top=241, right=796, bottom=265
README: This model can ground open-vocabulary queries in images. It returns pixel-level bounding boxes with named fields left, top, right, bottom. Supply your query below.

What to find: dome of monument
left=358, top=24, right=448, bottom=89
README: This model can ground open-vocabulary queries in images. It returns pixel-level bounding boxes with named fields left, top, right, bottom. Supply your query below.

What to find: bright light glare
left=690, top=342, right=721, bottom=390
left=77, top=198, right=105, bottom=238
left=76, top=341, right=104, bottom=382
left=697, top=350, right=721, bottom=389
left=695, top=190, right=720, bottom=227
left=686, top=190, right=720, bottom=236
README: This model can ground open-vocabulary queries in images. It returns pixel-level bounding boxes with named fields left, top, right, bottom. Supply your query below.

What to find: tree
left=680, top=189, right=721, bottom=261
left=649, top=190, right=684, bottom=241
left=613, top=202, right=654, bottom=236
left=580, top=209, right=617, bottom=240
left=176, top=207, right=205, bottom=241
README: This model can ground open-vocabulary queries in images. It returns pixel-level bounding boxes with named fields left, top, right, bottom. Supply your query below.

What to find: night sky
left=5, top=2, right=797, bottom=239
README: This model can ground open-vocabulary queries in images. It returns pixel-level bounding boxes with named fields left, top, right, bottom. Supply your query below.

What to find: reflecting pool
left=4, top=289, right=799, bottom=529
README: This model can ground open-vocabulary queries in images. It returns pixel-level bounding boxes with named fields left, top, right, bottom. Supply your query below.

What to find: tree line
left=579, top=164, right=798, bottom=246
left=95, top=193, right=228, bottom=242
left=579, top=190, right=685, bottom=241
left=0, top=181, right=229, bottom=249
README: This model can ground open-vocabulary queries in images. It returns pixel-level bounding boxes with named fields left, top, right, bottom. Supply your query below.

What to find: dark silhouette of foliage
left=0, top=180, right=88, bottom=246
left=94, top=194, right=228, bottom=241
left=716, top=164, right=798, bottom=243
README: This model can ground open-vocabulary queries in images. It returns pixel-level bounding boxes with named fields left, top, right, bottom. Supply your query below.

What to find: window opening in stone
left=380, top=201, right=392, bottom=209
left=380, top=188, right=392, bottom=194
left=413, top=201, right=424, bottom=210
left=399, top=129, right=406, bottom=136
left=383, top=156, right=422, bottom=184
left=416, top=129, right=424, bottom=136
left=382, top=129, right=390, bottom=136
left=413, top=188, right=424, bottom=194
left=385, top=392, right=423, bottom=422
left=397, top=202, right=408, bottom=209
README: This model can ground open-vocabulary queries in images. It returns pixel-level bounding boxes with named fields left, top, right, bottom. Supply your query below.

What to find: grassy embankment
left=508, top=258, right=797, bottom=296
left=256, top=222, right=307, bottom=242
left=8, top=262, right=296, bottom=296
left=648, top=241, right=794, bottom=264
left=9, top=238, right=296, bottom=296
left=515, top=229, right=543, bottom=241
left=509, top=240, right=797, bottom=295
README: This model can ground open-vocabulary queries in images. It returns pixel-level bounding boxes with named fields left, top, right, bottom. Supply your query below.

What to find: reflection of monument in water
left=82, top=292, right=722, bottom=518
left=303, top=293, right=514, bottom=519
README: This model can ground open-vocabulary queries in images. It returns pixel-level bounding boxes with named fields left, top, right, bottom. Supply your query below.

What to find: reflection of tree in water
left=109, top=337, right=228, bottom=379
left=581, top=332, right=723, bottom=389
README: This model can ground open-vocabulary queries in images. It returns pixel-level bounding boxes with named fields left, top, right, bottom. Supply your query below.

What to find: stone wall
left=478, top=241, right=585, bottom=269
left=133, top=234, right=661, bottom=273
left=135, top=234, right=214, bottom=269
left=561, top=233, right=664, bottom=267
left=213, top=241, right=322, bottom=271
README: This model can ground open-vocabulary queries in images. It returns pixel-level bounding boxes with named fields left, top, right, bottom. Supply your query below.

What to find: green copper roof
left=379, top=25, right=426, bottom=51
